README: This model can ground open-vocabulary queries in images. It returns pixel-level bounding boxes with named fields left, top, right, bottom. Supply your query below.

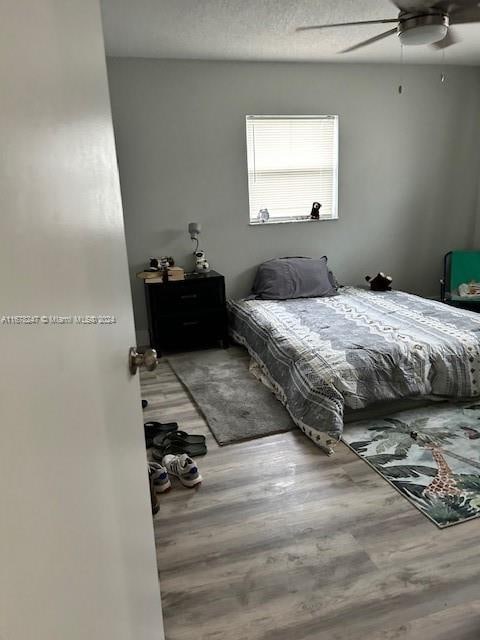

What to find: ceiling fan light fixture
left=398, top=14, right=449, bottom=46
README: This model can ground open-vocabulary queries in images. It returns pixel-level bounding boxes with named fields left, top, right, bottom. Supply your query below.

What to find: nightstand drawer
left=154, top=311, right=225, bottom=350
left=147, top=279, right=223, bottom=310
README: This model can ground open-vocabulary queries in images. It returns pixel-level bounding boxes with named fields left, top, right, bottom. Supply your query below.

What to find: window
left=246, top=115, right=338, bottom=225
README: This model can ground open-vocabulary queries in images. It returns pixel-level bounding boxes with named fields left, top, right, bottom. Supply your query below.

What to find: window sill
left=249, top=217, right=338, bottom=226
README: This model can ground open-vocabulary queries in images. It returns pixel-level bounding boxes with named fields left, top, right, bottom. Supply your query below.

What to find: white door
left=0, top=2, right=164, bottom=639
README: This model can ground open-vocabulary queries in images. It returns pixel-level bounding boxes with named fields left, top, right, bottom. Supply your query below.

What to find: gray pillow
left=251, top=256, right=338, bottom=300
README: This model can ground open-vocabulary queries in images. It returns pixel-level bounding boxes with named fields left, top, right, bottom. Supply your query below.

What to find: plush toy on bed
left=365, top=272, right=393, bottom=291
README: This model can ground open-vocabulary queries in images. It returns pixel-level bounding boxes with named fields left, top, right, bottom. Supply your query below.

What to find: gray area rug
left=168, top=347, right=295, bottom=445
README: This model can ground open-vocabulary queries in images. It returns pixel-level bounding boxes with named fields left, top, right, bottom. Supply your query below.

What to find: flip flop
left=152, top=430, right=205, bottom=449
left=144, top=421, right=178, bottom=448
left=152, top=441, right=208, bottom=459
left=153, top=433, right=207, bottom=458
left=167, top=431, right=206, bottom=445
left=167, top=441, right=207, bottom=457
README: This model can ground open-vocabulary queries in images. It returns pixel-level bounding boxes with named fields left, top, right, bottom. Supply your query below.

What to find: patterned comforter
left=228, top=287, right=480, bottom=453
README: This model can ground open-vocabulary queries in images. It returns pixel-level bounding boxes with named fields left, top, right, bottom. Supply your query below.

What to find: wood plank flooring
left=141, top=359, right=480, bottom=640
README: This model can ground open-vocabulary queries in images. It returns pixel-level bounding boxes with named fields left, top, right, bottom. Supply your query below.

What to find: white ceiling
left=100, top=0, right=480, bottom=65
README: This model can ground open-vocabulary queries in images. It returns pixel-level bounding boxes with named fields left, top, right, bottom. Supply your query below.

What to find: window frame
left=245, top=114, right=339, bottom=226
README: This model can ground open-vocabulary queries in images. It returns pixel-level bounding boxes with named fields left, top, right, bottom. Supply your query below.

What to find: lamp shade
left=188, top=222, right=201, bottom=239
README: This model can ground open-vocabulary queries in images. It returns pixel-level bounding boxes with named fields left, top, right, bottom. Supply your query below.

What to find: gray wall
left=107, top=58, right=480, bottom=341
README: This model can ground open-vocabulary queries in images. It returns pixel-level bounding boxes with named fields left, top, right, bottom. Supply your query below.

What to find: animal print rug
left=343, top=402, right=480, bottom=527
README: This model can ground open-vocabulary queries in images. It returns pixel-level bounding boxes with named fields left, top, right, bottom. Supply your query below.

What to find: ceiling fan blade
left=430, top=27, right=458, bottom=48
left=449, top=5, right=480, bottom=23
left=340, top=27, right=398, bottom=53
left=296, top=19, right=398, bottom=32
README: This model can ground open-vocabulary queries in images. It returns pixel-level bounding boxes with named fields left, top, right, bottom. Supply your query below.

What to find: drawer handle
left=182, top=320, right=200, bottom=327
left=180, top=294, right=198, bottom=300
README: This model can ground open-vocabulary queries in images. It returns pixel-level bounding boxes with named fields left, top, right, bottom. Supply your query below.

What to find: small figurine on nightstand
left=149, top=256, right=174, bottom=270
left=194, top=249, right=210, bottom=273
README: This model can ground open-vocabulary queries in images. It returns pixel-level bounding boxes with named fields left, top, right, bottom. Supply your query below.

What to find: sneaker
left=162, top=453, right=202, bottom=488
left=148, top=462, right=171, bottom=493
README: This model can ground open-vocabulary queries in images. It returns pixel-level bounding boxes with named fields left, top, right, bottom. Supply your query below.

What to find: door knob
left=129, top=347, right=158, bottom=375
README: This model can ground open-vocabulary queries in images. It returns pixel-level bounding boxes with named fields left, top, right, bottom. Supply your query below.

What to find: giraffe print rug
left=343, top=402, right=480, bottom=527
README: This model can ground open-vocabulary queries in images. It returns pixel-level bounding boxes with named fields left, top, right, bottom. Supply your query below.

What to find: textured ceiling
left=101, top=0, right=480, bottom=64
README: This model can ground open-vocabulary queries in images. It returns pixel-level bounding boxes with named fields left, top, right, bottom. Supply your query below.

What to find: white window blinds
left=246, top=115, right=338, bottom=224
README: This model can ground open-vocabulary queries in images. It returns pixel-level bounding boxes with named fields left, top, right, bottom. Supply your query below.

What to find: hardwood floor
left=142, top=359, right=480, bottom=640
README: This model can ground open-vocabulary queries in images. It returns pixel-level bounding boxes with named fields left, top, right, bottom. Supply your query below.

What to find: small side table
left=145, top=270, right=228, bottom=353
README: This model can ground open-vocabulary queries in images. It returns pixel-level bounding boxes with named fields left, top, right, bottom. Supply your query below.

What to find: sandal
left=152, top=432, right=208, bottom=459
left=152, top=442, right=208, bottom=460
left=152, top=430, right=205, bottom=449
left=165, top=441, right=207, bottom=457
left=163, top=431, right=205, bottom=445
left=144, top=421, right=178, bottom=448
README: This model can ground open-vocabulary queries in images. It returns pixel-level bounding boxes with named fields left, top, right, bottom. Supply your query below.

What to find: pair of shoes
left=152, top=431, right=207, bottom=458
left=144, top=421, right=178, bottom=448
left=150, top=454, right=202, bottom=489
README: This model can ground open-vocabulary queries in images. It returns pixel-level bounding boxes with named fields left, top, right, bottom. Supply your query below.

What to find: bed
left=228, top=286, right=480, bottom=454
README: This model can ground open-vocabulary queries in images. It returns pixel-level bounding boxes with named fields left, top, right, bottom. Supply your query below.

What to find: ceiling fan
left=296, top=1, right=480, bottom=53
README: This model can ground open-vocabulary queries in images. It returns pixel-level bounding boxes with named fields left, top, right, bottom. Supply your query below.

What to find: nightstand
left=145, top=270, right=228, bottom=353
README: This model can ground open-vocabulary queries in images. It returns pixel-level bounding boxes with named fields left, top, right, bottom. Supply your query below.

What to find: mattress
left=228, top=287, right=480, bottom=454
